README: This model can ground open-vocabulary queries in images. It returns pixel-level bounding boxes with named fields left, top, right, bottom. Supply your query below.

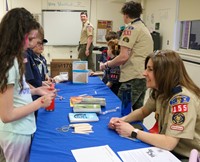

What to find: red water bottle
left=45, top=83, right=55, bottom=112
left=45, top=99, right=55, bottom=111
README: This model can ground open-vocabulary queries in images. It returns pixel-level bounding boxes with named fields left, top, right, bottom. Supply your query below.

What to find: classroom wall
left=143, top=0, right=200, bottom=87
left=0, top=0, right=124, bottom=64
left=143, top=0, right=178, bottom=50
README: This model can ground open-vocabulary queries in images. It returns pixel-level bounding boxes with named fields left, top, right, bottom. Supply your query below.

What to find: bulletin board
left=96, top=20, right=113, bottom=43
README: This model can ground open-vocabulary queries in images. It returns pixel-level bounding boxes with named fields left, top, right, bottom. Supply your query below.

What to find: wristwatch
left=131, top=129, right=139, bottom=138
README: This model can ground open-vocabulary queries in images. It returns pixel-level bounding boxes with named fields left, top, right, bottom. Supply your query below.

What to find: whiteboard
left=42, top=10, right=84, bottom=46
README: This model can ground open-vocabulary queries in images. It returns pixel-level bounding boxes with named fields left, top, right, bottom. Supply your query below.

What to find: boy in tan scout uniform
left=78, top=12, right=94, bottom=71
left=100, top=1, right=153, bottom=111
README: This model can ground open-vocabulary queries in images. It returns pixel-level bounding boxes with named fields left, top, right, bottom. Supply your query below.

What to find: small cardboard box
left=50, top=59, right=79, bottom=81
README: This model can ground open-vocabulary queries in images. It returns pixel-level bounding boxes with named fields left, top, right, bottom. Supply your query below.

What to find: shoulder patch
left=127, top=26, right=134, bottom=30
left=122, top=37, right=129, bottom=43
left=172, top=112, right=185, bottom=125
left=170, top=95, right=190, bottom=113
left=170, top=125, right=184, bottom=131
left=87, top=25, right=93, bottom=32
left=169, top=95, right=190, bottom=105
left=123, top=30, right=131, bottom=36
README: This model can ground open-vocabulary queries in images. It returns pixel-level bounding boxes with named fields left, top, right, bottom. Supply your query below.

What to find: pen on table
left=79, top=94, right=88, bottom=96
left=56, top=95, right=65, bottom=100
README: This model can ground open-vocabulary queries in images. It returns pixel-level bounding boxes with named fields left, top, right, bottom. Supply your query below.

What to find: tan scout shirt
left=118, top=19, right=153, bottom=82
left=144, top=87, right=200, bottom=157
left=80, top=21, right=94, bottom=44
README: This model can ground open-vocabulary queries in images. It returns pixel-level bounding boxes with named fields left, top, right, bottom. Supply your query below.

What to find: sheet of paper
left=118, top=147, right=181, bottom=162
left=71, top=145, right=122, bottom=162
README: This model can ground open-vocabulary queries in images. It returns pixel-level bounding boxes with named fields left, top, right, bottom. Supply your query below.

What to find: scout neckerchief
left=33, top=55, right=47, bottom=77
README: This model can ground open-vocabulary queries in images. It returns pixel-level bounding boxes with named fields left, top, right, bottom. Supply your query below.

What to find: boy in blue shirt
left=25, top=26, right=52, bottom=100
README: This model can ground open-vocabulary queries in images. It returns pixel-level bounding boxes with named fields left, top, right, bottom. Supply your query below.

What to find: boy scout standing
left=100, top=1, right=153, bottom=111
left=78, top=12, right=95, bottom=71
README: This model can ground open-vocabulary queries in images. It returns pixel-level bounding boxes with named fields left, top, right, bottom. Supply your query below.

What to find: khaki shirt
left=118, top=19, right=153, bottom=82
left=80, top=21, right=94, bottom=44
left=144, top=87, right=200, bottom=157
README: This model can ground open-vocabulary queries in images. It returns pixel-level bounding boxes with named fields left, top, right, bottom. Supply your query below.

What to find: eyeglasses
left=36, top=42, right=44, bottom=46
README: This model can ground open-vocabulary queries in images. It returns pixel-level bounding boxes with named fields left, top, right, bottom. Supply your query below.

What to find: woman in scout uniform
left=108, top=50, right=200, bottom=161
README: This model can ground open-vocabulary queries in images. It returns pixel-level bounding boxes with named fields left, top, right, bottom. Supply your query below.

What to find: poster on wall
left=96, top=20, right=112, bottom=43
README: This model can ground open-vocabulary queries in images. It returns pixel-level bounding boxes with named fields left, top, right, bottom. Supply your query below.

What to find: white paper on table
left=71, top=145, right=122, bottom=162
left=118, top=147, right=181, bottom=162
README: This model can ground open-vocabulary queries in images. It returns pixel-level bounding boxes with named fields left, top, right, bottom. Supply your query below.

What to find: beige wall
left=0, top=0, right=124, bottom=63
left=143, top=0, right=178, bottom=50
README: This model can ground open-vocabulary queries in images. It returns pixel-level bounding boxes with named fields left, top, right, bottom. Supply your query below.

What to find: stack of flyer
left=79, top=97, right=106, bottom=107
left=70, top=96, right=93, bottom=107
left=73, top=103, right=101, bottom=113
left=70, top=96, right=106, bottom=107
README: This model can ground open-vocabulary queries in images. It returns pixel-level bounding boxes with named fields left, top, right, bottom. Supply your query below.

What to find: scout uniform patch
left=87, top=23, right=93, bottom=32
left=169, top=95, right=190, bottom=131
left=170, top=95, right=190, bottom=113
left=123, top=30, right=131, bottom=36
left=172, top=112, right=185, bottom=125
left=127, top=26, right=134, bottom=30
left=122, top=37, right=129, bottom=43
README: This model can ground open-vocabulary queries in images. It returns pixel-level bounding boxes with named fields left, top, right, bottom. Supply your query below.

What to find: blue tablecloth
left=29, top=76, right=150, bottom=162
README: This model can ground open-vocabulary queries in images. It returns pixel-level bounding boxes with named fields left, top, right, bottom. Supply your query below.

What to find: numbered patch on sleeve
left=170, top=95, right=190, bottom=113
left=123, top=30, right=131, bottom=36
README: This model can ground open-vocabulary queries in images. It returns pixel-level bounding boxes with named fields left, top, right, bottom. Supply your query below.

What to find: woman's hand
left=114, top=121, right=134, bottom=137
left=108, top=117, right=123, bottom=129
